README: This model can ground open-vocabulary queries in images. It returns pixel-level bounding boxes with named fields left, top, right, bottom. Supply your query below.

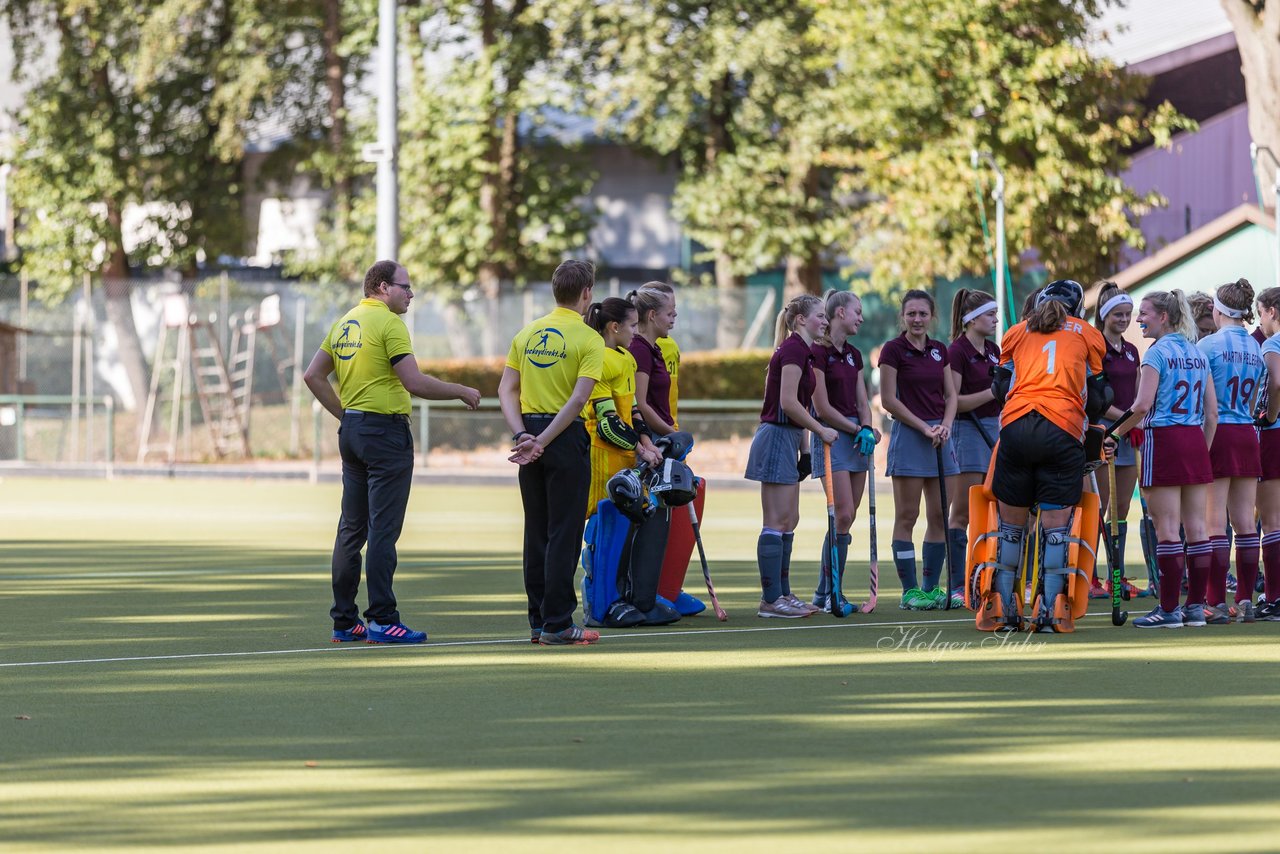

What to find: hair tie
left=1100, top=293, right=1133, bottom=320
left=962, top=301, right=998, bottom=325
left=1213, top=295, right=1244, bottom=319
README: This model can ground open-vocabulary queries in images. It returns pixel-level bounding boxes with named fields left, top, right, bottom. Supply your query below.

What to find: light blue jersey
left=1141, top=333, right=1209, bottom=428
left=1260, top=333, right=1280, bottom=432
left=1198, top=326, right=1265, bottom=425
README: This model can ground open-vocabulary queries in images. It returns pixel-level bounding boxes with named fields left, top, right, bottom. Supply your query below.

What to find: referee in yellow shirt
left=304, top=260, right=480, bottom=644
left=499, top=260, right=605, bottom=646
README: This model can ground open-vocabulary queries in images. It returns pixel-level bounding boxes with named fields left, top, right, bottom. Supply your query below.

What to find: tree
left=394, top=0, right=595, bottom=357
left=1221, top=0, right=1280, bottom=208
left=4, top=0, right=369, bottom=405
left=819, top=0, right=1189, bottom=289
left=551, top=0, right=837, bottom=347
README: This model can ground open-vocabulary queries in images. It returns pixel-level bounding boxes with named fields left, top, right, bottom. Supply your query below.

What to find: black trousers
left=331, top=410, right=414, bottom=628
left=519, top=417, right=591, bottom=632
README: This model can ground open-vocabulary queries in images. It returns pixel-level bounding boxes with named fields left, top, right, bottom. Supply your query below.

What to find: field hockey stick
left=1138, top=490, right=1160, bottom=597
left=935, top=443, right=953, bottom=610
left=822, top=449, right=847, bottom=618
left=865, top=459, right=879, bottom=613
left=1106, top=460, right=1129, bottom=625
left=965, top=411, right=995, bottom=449
left=1026, top=508, right=1042, bottom=610
left=686, top=489, right=727, bottom=622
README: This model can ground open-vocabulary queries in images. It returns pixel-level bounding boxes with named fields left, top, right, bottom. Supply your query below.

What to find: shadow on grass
left=5, top=541, right=1280, bottom=846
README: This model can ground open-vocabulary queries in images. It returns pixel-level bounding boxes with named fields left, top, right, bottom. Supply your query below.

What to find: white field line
left=0, top=616, right=980, bottom=670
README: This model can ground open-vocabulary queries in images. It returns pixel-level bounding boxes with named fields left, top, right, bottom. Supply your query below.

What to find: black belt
left=524, top=413, right=585, bottom=423
left=343, top=409, right=410, bottom=423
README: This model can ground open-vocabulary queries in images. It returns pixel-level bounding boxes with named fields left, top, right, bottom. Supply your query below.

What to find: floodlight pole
left=971, top=150, right=1006, bottom=344
left=1252, top=143, right=1280, bottom=287
left=375, top=0, right=399, bottom=261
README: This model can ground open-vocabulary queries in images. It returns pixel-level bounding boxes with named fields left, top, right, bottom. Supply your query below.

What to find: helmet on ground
left=1036, top=279, right=1085, bottom=318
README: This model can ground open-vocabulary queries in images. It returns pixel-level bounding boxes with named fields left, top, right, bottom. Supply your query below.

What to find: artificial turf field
left=4, top=476, right=1280, bottom=853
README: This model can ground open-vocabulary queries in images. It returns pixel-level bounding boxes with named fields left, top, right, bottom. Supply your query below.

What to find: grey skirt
left=745, top=422, right=803, bottom=484
left=952, top=415, right=999, bottom=474
left=886, top=419, right=959, bottom=478
left=812, top=428, right=870, bottom=475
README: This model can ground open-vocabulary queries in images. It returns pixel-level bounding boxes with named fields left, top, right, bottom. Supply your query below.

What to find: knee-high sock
left=1184, top=540, right=1212, bottom=606
left=1208, top=535, right=1231, bottom=606
left=1262, top=532, right=1280, bottom=601
left=921, top=540, right=946, bottom=592
left=780, top=532, right=795, bottom=596
left=947, top=527, right=968, bottom=593
left=892, top=540, right=918, bottom=591
left=1157, top=541, right=1186, bottom=613
left=758, top=529, right=784, bottom=603
left=1235, top=533, right=1261, bottom=604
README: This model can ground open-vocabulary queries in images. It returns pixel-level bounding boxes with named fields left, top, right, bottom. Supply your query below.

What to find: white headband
left=962, top=301, right=998, bottom=324
left=1213, top=295, right=1244, bottom=319
left=1100, top=294, right=1133, bottom=320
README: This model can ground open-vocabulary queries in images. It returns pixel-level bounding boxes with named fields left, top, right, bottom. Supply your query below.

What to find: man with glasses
left=305, top=259, right=481, bottom=644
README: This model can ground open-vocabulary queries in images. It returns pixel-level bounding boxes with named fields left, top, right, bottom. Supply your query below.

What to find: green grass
left=2, top=477, right=1279, bottom=852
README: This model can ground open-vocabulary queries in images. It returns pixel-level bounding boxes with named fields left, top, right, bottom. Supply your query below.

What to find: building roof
left=1090, top=0, right=1234, bottom=69
left=1084, top=204, right=1276, bottom=309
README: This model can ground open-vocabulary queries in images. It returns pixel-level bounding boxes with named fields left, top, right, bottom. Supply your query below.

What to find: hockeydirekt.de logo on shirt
left=526, top=327, right=568, bottom=368
left=334, top=320, right=362, bottom=360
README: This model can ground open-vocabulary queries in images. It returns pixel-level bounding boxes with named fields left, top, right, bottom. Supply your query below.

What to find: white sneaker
left=758, top=597, right=812, bottom=619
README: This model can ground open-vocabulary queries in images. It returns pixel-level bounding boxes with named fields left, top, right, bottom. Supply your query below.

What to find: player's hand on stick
left=818, top=427, right=838, bottom=446
left=1103, top=437, right=1117, bottom=461
left=637, top=444, right=663, bottom=467
left=854, top=426, right=876, bottom=456
left=936, top=422, right=951, bottom=444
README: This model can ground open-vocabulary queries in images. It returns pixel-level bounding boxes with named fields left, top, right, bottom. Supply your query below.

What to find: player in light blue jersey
left=1114, top=289, right=1217, bottom=628
left=1253, top=287, right=1280, bottom=620
left=1198, top=280, right=1265, bottom=622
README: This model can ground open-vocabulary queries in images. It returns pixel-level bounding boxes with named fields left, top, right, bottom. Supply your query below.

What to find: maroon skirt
left=1140, top=425, right=1213, bottom=488
left=1262, top=429, right=1280, bottom=482
left=1209, top=423, right=1262, bottom=479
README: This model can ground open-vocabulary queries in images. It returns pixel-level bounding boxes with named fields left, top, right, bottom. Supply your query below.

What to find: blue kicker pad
left=582, top=498, right=632, bottom=626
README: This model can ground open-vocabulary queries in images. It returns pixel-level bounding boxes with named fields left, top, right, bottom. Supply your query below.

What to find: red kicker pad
left=657, top=477, right=707, bottom=602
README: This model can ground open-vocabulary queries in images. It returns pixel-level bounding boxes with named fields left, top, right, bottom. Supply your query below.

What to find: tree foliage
left=821, top=0, right=1190, bottom=290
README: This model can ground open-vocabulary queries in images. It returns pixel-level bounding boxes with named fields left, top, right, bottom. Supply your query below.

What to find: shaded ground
left=2, top=478, right=1277, bottom=852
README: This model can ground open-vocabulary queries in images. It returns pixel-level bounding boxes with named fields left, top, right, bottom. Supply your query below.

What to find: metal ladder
left=190, top=318, right=249, bottom=459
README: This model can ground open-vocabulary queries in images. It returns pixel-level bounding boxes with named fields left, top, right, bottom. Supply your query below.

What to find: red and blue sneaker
left=366, top=621, right=427, bottom=644
left=331, top=621, right=368, bottom=643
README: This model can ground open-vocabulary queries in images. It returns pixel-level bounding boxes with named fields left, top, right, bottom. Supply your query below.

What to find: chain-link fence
left=0, top=273, right=788, bottom=464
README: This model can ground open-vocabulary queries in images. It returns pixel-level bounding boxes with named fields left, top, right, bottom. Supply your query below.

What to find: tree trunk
left=322, top=0, right=351, bottom=230
left=715, top=253, right=747, bottom=348
left=1222, top=0, right=1280, bottom=211
left=477, top=263, right=504, bottom=357
left=440, top=296, right=476, bottom=359
left=783, top=254, right=823, bottom=299
left=101, top=208, right=149, bottom=412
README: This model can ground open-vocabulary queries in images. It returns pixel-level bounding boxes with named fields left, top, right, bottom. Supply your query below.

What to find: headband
left=1213, top=295, right=1244, bottom=319
left=962, top=301, right=998, bottom=324
left=1099, top=293, right=1133, bottom=320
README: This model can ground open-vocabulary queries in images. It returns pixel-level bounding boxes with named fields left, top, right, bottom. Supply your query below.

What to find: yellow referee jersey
left=320, top=298, right=413, bottom=414
left=657, top=335, right=680, bottom=429
left=507, top=306, right=605, bottom=414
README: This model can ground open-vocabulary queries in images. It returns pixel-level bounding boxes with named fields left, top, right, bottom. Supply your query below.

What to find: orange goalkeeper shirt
left=999, top=318, right=1106, bottom=441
